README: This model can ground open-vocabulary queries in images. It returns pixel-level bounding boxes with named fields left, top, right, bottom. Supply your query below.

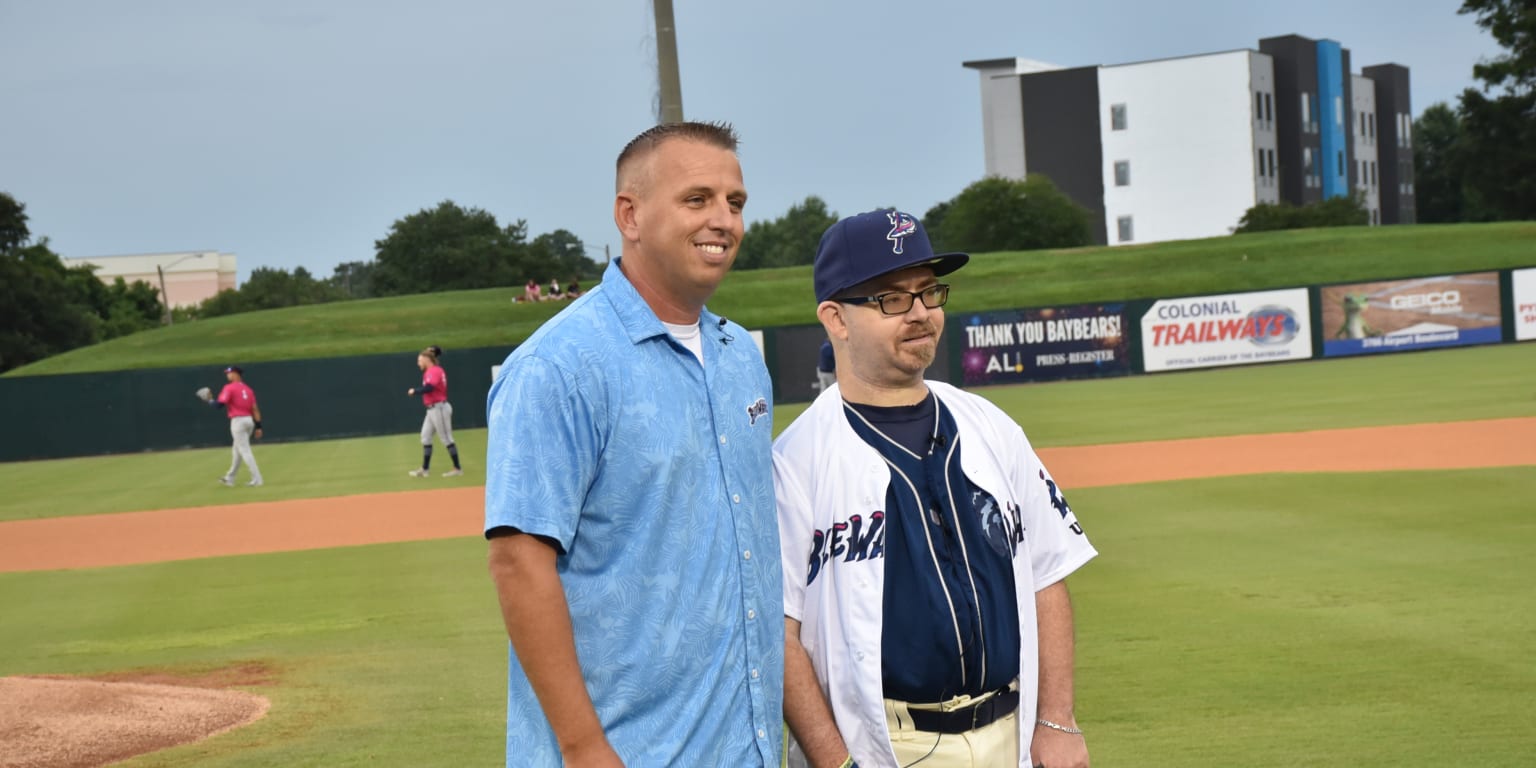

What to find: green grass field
left=4, top=343, right=1532, bottom=523
left=9, top=221, right=1534, bottom=376
left=1, top=342, right=1533, bottom=765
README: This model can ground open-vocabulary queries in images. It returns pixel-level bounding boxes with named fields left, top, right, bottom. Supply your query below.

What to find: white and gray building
left=963, top=34, right=1413, bottom=246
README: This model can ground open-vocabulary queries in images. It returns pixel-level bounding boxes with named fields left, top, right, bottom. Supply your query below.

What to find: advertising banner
left=1320, top=272, right=1502, bottom=357
left=1141, top=288, right=1311, bottom=373
left=959, top=303, right=1130, bottom=386
left=1514, top=268, right=1536, bottom=342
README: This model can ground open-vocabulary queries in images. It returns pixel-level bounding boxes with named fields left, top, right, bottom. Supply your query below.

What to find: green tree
left=0, top=240, right=100, bottom=372
left=371, top=201, right=529, bottom=295
left=330, top=260, right=378, bottom=299
left=527, top=229, right=600, bottom=282
left=1235, top=194, right=1369, bottom=233
left=1456, top=0, right=1536, bottom=219
left=921, top=200, right=951, bottom=243
left=0, top=192, right=165, bottom=371
left=197, top=266, right=344, bottom=318
left=1413, top=103, right=1499, bottom=223
left=930, top=175, right=1092, bottom=253
left=1, top=191, right=28, bottom=252
left=736, top=196, right=839, bottom=271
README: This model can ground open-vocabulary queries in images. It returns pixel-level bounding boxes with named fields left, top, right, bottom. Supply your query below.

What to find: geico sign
left=1391, top=290, right=1461, bottom=310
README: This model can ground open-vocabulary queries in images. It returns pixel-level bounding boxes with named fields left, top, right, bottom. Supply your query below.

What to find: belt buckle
left=938, top=693, right=975, bottom=714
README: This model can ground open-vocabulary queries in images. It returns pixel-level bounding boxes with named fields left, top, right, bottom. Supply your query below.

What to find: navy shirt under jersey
left=843, top=393, right=1021, bottom=703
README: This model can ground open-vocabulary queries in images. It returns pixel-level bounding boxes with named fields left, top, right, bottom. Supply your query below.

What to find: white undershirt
left=662, top=320, right=704, bottom=366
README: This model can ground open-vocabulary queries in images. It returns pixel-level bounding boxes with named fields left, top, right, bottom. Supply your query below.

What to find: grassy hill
left=8, top=221, right=1534, bottom=377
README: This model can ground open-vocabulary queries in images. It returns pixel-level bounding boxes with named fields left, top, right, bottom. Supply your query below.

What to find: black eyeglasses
left=836, top=284, right=950, bottom=315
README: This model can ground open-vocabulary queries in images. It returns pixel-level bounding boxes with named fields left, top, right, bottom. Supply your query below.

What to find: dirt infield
left=2, top=417, right=1532, bottom=575
left=0, top=669, right=270, bottom=768
left=0, top=417, right=1531, bottom=767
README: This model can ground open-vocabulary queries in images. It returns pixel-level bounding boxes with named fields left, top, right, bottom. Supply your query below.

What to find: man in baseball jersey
left=407, top=345, right=462, bottom=477
left=775, top=209, right=1096, bottom=768
left=212, top=365, right=263, bottom=487
left=483, top=121, right=781, bottom=767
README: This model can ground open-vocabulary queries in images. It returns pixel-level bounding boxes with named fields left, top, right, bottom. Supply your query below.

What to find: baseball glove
left=195, top=386, right=213, bottom=403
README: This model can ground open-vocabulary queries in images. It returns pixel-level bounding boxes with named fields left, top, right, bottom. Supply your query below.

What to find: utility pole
left=653, top=0, right=684, bottom=124
left=155, top=253, right=207, bottom=326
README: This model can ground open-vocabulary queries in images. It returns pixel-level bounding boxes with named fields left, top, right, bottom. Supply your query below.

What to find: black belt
left=905, top=690, right=1019, bottom=734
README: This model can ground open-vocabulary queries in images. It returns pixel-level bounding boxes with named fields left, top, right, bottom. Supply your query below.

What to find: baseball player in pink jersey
left=407, top=345, right=462, bottom=477
left=211, top=365, right=263, bottom=487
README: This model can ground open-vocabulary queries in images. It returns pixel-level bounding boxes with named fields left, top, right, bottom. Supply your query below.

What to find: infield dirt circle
left=1, top=417, right=1531, bottom=768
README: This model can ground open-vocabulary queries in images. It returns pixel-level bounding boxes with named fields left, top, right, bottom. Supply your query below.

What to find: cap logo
left=885, top=210, right=917, bottom=255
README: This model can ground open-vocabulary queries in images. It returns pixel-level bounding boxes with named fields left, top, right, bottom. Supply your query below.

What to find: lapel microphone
left=717, top=317, right=734, bottom=344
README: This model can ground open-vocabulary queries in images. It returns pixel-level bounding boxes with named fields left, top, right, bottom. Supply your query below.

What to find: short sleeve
left=484, top=355, right=602, bottom=552
left=1016, top=430, right=1097, bottom=588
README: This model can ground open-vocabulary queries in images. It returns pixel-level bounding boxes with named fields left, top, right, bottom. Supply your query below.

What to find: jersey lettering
left=1041, top=470, right=1086, bottom=536
left=806, top=511, right=885, bottom=585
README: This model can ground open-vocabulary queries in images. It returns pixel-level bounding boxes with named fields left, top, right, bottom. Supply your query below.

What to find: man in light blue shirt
left=485, top=121, right=782, bottom=767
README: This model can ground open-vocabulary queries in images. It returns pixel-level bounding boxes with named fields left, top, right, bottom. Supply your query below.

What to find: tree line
left=0, top=195, right=604, bottom=372
left=1412, top=0, right=1536, bottom=223
left=189, top=201, right=603, bottom=319
left=1, top=193, right=164, bottom=373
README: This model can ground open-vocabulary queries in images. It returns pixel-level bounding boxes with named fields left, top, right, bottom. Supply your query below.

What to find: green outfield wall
left=2, top=266, right=1531, bottom=463
left=0, top=346, right=513, bottom=462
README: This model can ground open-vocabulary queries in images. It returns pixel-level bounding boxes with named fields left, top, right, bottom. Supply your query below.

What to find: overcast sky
left=1, top=0, right=1503, bottom=282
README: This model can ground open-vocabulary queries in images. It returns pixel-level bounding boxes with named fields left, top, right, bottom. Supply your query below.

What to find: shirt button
left=758, top=728, right=766, bottom=739
left=856, top=651, right=866, bottom=661
left=719, top=435, right=728, bottom=445
left=732, top=494, right=741, bottom=503
left=747, top=609, right=756, bottom=619
left=743, top=550, right=751, bottom=560
left=751, top=668, right=760, bottom=679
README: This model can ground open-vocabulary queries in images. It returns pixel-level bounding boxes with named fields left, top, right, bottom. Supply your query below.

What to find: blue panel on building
left=1316, top=40, right=1348, bottom=199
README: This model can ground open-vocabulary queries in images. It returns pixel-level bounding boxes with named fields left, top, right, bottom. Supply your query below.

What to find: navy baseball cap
left=813, top=209, right=968, bottom=302
left=224, top=365, right=243, bottom=374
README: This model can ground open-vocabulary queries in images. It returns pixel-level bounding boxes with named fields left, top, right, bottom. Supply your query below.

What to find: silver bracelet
left=1036, top=718, right=1084, bottom=735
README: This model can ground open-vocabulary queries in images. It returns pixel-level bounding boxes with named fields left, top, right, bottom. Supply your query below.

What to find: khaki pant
left=884, top=698, right=1019, bottom=767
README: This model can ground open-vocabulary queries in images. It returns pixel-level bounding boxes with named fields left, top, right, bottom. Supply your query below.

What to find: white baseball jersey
left=775, top=381, right=1097, bottom=768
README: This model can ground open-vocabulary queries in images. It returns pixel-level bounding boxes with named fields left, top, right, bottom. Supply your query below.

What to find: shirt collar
left=599, top=258, right=720, bottom=346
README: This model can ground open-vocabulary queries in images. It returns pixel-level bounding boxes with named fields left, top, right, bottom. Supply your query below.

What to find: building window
left=1303, top=148, right=1314, bottom=187
left=1117, top=216, right=1134, bottom=243
left=1110, top=103, right=1127, bottom=131
left=1255, top=92, right=1263, bottom=122
left=1265, top=92, right=1273, bottom=123
left=1371, top=160, right=1377, bottom=186
left=1114, top=160, right=1131, bottom=187
left=1301, top=92, right=1311, bottom=130
left=1369, top=113, right=1376, bottom=139
left=1335, top=96, right=1344, bottom=126
left=1338, top=151, right=1345, bottom=176
left=1258, top=148, right=1266, bottom=177
left=1268, top=149, right=1276, bottom=179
